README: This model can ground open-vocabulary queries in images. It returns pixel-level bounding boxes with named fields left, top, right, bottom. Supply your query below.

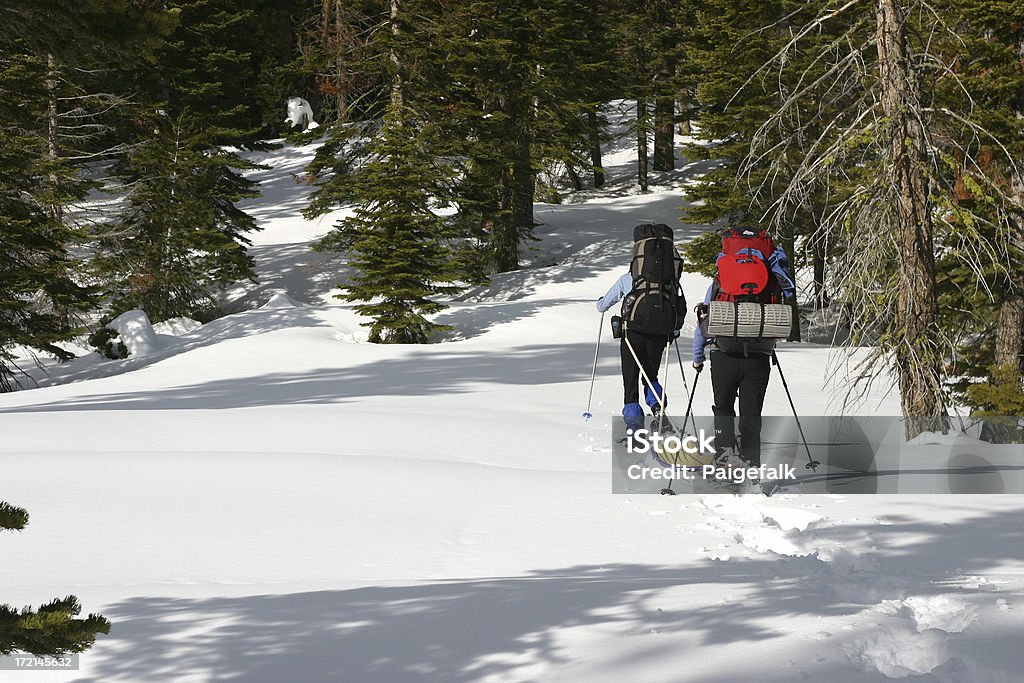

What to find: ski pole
left=661, top=361, right=704, bottom=496
left=680, top=362, right=701, bottom=443
left=582, top=311, right=605, bottom=420
left=654, top=333, right=672, bottom=433
left=673, top=340, right=697, bottom=436
left=623, top=335, right=666, bottom=416
left=655, top=362, right=704, bottom=497
left=771, top=351, right=820, bottom=470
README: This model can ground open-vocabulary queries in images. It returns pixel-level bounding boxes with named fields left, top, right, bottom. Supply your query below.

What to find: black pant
left=620, top=330, right=668, bottom=406
left=710, top=350, right=771, bottom=465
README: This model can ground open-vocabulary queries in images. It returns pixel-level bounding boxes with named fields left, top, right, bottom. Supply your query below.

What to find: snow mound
left=261, top=292, right=304, bottom=309
left=849, top=624, right=950, bottom=677
left=902, top=595, right=978, bottom=633
left=152, top=317, right=202, bottom=336
left=107, top=310, right=161, bottom=356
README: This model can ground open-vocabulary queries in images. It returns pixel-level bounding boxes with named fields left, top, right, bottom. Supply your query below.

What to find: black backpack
left=621, top=223, right=685, bottom=336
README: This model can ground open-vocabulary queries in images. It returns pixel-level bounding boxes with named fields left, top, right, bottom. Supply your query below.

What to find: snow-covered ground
left=2, top=104, right=1022, bottom=682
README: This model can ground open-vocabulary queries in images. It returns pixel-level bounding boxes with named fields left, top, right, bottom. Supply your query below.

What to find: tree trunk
left=46, top=52, right=72, bottom=331
left=319, top=0, right=348, bottom=123
left=566, top=164, right=583, bottom=192
left=494, top=167, right=518, bottom=272
left=995, top=38, right=1024, bottom=378
left=653, top=93, right=674, bottom=171
left=676, top=94, right=692, bottom=135
left=46, top=53, right=61, bottom=223
left=876, top=0, right=945, bottom=435
left=333, top=0, right=347, bottom=121
left=588, top=110, right=604, bottom=188
left=653, top=60, right=675, bottom=171
left=812, top=239, right=828, bottom=309
left=493, top=89, right=533, bottom=273
left=811, top=211, right=829, bottom=308
left=995, top=295, right=1024, bottom=374
left=781, top=227, right=796, bottom=288
left=637, top=98, right=649, bottom=192
left=508, top=115, right=533, bottom=271
left=389, top=0, right=403, bottom=110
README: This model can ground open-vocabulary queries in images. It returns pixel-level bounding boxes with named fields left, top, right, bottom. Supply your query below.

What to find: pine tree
left=684, top=0, right=854, bottom=308
left=247, top=0, right=321, bottom=137
left=152, top=0, right=263, bottom=144
left=930, top=0, right=1024, bottom=405
left=312, top=104, right=463, bottom=343
left=306, top=0, right=616, bottom=276
left=685, top=0, right=793, bottom=223
left=721, top=0, right=1024, bottom=434
left=298, top=0, right=387, bottom=126
left=0, top=1, right=173, bottom=389
left=1, top=502, right=110, bottom=655
left=94, top=112, right=261, bottom=323
left=302, top=0, right=392, bottom=217
left=426, top=0, right=618, bottom=270
left=610, top=0, right=688, bottom=177
left=0, top=47, right=95, bottom=391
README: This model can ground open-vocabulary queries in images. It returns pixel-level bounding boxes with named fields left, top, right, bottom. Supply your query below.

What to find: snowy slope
left=2, top=105, right=1022, bottom=682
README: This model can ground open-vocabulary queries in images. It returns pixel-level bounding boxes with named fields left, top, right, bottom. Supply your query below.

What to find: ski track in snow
left=670, top=494, right=1019, bottom=682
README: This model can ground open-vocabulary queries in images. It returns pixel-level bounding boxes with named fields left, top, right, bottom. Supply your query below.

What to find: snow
left=106, top=309, right=160, bottom=357
left=284, top=97, right=318, bottom=131
left=152, top=317, right=203, bottom=337
left=2, top=103, right=1023, bottom=682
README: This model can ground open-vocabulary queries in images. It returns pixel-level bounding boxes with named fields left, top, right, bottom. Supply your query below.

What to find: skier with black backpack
left=597, top=224, right=686, bottom=441
left=692, top=227, right=798, bottom=469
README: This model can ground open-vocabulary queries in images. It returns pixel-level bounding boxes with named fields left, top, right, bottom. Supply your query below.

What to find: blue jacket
left=596, top=273, right=633, bottom=313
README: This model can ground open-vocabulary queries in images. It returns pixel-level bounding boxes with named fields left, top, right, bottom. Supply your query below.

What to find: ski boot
left=650, top=404, right=678, bottom=436
left=617, top=403, right=646, bottom=451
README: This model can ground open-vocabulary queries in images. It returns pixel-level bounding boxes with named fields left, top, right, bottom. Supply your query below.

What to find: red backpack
left=713, top=227, right=781, bottom=303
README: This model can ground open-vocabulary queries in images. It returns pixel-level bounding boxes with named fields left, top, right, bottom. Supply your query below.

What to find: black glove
left=693, top=361, right=704, bottom=372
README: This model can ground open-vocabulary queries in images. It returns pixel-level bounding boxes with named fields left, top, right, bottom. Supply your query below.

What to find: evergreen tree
left=306, top=0, right=616, bottom=276
left=0, top=48, right=95, bottom=390
left=684, top=0, right=855, bottom=308
left=312, top=103, right=463, bottom=343
left=302, top=0, right=392, bottom=217
left=248, top=0, right=321, bottom=137
left=0, top=501, right=110, bottom=655
left=0, top=1, right=172, bottom=389
left=3, top=0, right=175, bottom=205
left=930, top=0, right=1024, bottom=406
left=429, top=0, right=618, bottom=270
left=94, top=112, right=261, bottom=323
left=714, top=0, right=1024, bottom=433
left=298, top=0, right=387, bottom=126
left=610, top=0, right=689, bottom=183
left=685, top=0, right=792, bottom=223
left=151, top=0, right=263, bottom=143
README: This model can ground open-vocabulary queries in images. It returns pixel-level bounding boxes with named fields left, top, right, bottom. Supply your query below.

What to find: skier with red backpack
left=692, top=227, right=798, bottom=468
left=597, top=224, right=686, bottom=441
